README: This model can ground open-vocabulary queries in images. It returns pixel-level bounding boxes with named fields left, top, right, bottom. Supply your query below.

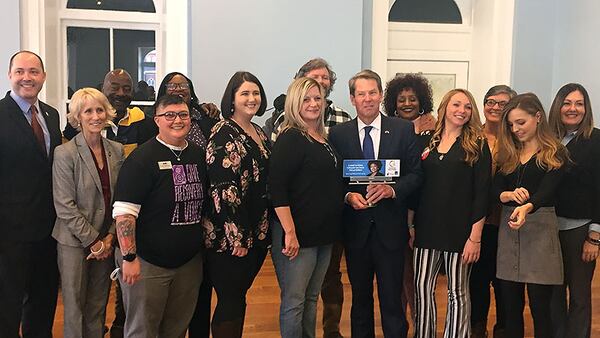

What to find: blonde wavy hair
left=428, top=88, right=484, bottom=166
left=496, top=93, right=568, bottom=174
left=281, top=77, right=326, bottom=140
left=68, top=87, right=116, bottom=130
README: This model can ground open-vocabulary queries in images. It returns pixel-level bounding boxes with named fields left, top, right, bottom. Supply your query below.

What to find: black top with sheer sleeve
left=203, top=119, right=271, bottom=252
left=492, top=154, right=564, bottom=211
left=414, top=134, right=492, bottom=252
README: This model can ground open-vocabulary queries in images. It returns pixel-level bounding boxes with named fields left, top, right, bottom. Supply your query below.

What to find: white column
left=164, top=0, right=188, bottom=76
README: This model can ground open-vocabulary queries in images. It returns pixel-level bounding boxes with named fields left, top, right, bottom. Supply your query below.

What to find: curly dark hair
left=383, top=73, right=433, bottom=117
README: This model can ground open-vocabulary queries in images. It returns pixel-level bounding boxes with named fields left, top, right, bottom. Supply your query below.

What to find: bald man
left=0, top=50, right=62, bottom=338
left=64, top=69, right=154, bottom=156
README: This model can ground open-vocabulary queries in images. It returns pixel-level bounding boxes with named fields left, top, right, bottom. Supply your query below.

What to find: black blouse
left=269, top=128, right=344, bottom=247
left=493, top=154, right=564, bottom=211
left=203, top=119, right=271, bottom=252
left=414, top=134, right=491, bottom=252
left=555, top=128, right=600, bottom=223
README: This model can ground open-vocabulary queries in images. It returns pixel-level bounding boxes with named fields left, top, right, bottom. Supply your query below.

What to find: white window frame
left=20, top=0, right=189, bottom=125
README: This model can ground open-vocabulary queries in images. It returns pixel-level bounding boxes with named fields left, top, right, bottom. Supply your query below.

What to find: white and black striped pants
left=413, top=247, right=472, bottom=338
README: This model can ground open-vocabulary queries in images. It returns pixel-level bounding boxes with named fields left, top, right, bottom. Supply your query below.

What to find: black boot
left=471, top=322, right=488, bottom=338
left=211, top=319, right=243, bottom=338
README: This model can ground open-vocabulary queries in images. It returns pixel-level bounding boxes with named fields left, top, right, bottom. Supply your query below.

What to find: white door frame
left=19, top=0, right=188, bottom=118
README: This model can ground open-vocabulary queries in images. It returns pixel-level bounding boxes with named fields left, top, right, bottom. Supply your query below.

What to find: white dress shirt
left=357, top=113, right=382, bottom=159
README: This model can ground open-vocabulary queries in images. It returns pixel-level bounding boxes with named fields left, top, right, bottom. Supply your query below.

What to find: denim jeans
left=271, top=221, right=333, bottom=338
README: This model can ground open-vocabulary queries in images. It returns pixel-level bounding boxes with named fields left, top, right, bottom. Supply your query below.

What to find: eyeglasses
left=485, top=99, right=509, bottom=109
left=156, top=111, right=190, bottom=121
left=166, top=83, right=190, bottom=90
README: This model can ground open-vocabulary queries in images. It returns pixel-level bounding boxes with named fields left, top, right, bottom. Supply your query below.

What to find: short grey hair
left=484, top=85, right=517, bottom=102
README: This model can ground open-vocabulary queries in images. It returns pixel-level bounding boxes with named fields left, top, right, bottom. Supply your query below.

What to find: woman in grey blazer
left=52, top=88, right=124, bottom=338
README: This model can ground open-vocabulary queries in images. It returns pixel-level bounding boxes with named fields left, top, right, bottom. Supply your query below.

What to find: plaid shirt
left=270, top=100, right=352, bottom=142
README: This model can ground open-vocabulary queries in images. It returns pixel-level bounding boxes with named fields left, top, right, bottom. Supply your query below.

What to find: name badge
left=158, top=161, right=173, bottom=170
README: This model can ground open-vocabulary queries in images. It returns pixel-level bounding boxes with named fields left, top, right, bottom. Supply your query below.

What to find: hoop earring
left=419, top=108, right=425, bottom=115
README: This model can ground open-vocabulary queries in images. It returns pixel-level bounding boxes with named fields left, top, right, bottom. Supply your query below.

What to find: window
left=66, top=27, right=155, bottom=100
left=21, top=0, right=187, bottom=121
left=67, top=0, right=156, bottom=13
left=389, top=0, right=462, bottom=24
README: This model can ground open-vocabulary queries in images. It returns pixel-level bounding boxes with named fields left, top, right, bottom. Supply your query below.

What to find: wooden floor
left=52, top=255, right=600, bottom=337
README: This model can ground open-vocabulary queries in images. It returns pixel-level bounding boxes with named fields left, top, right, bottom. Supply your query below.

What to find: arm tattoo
left=116, top=215, right=137, bottom=255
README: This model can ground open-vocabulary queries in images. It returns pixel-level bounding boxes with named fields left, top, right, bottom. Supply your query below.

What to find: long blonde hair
left=428, top=88, right=484, bottom=166
left=496, top=93, right=568, bottom=174
left=281, top=77, right=327, bottom=140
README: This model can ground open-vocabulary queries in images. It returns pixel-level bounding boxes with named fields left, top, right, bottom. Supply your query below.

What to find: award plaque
left=343, top=159, right=400, bottom=185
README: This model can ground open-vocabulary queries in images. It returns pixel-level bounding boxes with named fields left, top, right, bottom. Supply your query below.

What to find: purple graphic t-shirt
left=171, top=164, right=204, bottom=225
left=114, top=138, right=206, bottom=268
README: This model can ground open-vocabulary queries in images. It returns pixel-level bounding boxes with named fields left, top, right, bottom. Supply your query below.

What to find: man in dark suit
left=329, top=69, right=422, bottom=338
left=0, top=51, right=62, bottom=338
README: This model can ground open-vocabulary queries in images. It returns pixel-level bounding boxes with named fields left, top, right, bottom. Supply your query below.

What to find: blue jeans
left=271, top=221, right=333, bottom=338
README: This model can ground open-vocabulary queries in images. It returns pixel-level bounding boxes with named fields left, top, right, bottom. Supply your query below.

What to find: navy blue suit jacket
left=329, top=114, right=423, bottom=250
left=0, top=92, right=62, bottom=242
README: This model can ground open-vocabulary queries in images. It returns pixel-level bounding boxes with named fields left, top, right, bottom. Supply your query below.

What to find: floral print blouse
left=203, top=119, right=271, bottom=252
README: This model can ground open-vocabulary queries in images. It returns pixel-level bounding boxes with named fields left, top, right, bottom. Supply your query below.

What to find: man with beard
left=266, top=58, right=351, bottom=141
left=64, top=69, right=154, bottom=156
left=266, top=58, right=351, bottom=338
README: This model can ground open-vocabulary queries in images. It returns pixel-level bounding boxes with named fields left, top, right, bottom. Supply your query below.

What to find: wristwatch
left=122, top=253, right=137, bottom=262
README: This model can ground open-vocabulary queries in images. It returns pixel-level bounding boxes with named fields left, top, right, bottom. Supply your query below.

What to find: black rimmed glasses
left=485, top=99, right=509, bottom=109
left=156, top=111, right=190, bottom=121
left=166, top=83, right=190, bottom=90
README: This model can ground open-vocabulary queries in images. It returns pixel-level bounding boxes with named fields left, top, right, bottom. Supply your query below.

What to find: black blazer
left=329, top=114, right=423, bottom=250
left=556, top=128, right=600, bottom=224
left=0, top=92, right=62, bottom=242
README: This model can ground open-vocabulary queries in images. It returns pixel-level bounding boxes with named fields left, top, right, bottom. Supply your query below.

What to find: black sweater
left=269, top=128, right=344, bottom=247
left=493, top=155, right=564, bottom=211
left=414, top=135, right=492, bottom=252
left=555, top=128, right=600, bottom=224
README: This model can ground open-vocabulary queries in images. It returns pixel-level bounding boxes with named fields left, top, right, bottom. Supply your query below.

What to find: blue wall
left=512, top=0, right=599, bottom=125
left=190, top=0, right=364, bottom=124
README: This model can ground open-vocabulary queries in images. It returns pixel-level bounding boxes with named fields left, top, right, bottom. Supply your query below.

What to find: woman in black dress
left=548, top=83, right=600, bottom=338
left=203, top=71, right=271, bottom=337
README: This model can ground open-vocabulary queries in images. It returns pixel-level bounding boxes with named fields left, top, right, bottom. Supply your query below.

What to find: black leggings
left=469, top=224, right=504, bottom=329
left=206, top=248, right=267, bottom=324
left=187, top=258, right=213, bottom=338
left=500, top=279, right=553, bottom=338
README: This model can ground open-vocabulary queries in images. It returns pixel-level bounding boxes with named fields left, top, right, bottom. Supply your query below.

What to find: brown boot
left=471, top=322, right=488, bottom=338
left=323, top=303, right=343, bottom=338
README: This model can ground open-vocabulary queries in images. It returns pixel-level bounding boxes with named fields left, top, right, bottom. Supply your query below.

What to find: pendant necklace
left=169, top=147, right=184, bottom=161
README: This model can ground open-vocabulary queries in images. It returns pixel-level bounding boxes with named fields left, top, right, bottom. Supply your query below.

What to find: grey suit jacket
left=52, top=132, right=125, bottom=247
